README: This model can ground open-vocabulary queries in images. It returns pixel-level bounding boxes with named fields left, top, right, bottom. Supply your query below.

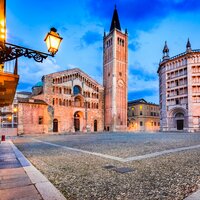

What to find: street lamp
left=0, top=27, right=63, bottom=64
left=44, top=27, right=63, bottom=56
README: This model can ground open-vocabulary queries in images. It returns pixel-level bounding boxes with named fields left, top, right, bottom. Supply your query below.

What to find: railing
left=167, top=73, right=187, bottom=80
left=2, top=60, right=17, bottom=74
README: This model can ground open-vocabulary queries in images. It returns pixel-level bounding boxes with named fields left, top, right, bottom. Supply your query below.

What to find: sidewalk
left=0, top=139, right=66, bottom=200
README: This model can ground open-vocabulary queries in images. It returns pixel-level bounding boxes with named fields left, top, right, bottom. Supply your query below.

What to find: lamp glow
left=44, top=27, right=62, bottom=56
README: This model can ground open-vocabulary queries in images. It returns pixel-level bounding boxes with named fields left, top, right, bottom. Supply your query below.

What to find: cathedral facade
left=30, top=68, right=104, bottom=133
left=0, top=7, right=128, bottom=135
left=158, top=40, right=200, bottom=132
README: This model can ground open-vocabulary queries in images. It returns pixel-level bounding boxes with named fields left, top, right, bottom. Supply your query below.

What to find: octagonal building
left=158, top=40, right=200, bottom=132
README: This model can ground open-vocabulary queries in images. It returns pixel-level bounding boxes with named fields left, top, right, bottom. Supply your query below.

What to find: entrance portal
left=94, top=120, right=97, bottom=131
left=177, top=120, right=184, bottom=130
left=53, top=119, right=58, bottom=132
left=175, top=113, right=184, bottom=130
left=74, top=113, right=80, bottom=132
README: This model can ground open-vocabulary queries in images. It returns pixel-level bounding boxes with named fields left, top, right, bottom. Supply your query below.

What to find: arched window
left=73, top=85, right=81, bottom=95
left=59, top=99, right=62, bottom=106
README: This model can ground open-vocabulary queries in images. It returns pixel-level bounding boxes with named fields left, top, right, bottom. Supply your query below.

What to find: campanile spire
left=109, top=5, right=121, bottom=32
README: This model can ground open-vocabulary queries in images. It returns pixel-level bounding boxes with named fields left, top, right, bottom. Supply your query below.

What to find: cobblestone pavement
left=13, top=132, right=200, bottom=200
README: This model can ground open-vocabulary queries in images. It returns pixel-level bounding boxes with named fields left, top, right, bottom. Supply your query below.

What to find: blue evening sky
left=5, top=0, right=200, bottom=103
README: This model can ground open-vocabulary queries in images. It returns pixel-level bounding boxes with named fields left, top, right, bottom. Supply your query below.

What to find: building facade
left=33, top=68, right=104, bottom=133
left=103, top=6, right=128, bottom=131
left=158, top=40, right=200, bottom=132
left=128, top=99, right=160, bottom=132
left=0, top=7, right=130, bottom=135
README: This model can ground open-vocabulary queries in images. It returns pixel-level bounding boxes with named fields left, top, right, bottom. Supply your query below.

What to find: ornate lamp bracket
left=0, top=42, right=53, bottom=64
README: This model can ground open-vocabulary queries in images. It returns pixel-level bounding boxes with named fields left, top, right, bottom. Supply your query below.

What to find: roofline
left=44, top=68, right=104, bottom=89
left=128, top=101, right=159, bottom=106
left=104, top=28, right=127, bottom=39
left=157, top=49, right=200, bottom=73
left=18, top=101, right=48, bottom=105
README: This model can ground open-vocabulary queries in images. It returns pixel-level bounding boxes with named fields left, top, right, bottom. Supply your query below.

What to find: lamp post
left=84, top=97, right=88, bottom=132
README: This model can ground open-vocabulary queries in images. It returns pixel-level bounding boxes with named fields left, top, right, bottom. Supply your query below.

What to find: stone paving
left=0, top=141, right=42, bottom=200
left=13, top=132, right=200, bottom=200
left=0, top=140, right=66, bottom=200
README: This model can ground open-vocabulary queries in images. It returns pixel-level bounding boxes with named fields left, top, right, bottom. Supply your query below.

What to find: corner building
left=128, top=99, right=160, bottom=132
left=158, top=40, right=200, bottom=132
left=103, top=7, right=128, bottom=131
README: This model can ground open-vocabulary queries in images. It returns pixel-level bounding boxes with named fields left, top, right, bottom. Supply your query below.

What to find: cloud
left=129, top=41, right=140, bottom=52
left=81, top=31, right=102, bottom=46
left=128, top=88, right=156, bottom=99
left=128, top=63, right=159, bottom=103
left=67, top=64, right=80, bottom=69
left=129, top=64, right=157, bottom=82
left=128, top=88, right=159, bottom=103
left=86, top=0, right=200, bottom=39
left=17, top=82, right=33, bottom=92
left=17, top=57, right=62, bottom=91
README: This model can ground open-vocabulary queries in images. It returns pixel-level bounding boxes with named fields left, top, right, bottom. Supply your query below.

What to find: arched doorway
left=175, top=113, right=184, bottom=130
left=53, top=119, right=58, bottom=132
left=74, top=112, right=80, bottom=132
left=94, top=120, right=97, bottom=132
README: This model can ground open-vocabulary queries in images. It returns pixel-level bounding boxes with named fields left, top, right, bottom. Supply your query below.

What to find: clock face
left=118, top=79, right=124, bottom=87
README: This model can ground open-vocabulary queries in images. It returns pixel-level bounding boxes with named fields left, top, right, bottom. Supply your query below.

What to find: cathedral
left=0, top=7, right=128, bottom=135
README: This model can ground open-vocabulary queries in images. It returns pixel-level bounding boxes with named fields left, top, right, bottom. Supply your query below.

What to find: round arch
left=74, top=111, right=84, bottom=132
left=168, top=108, right=187, bottom=130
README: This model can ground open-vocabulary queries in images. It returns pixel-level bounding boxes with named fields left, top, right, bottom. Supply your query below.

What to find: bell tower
left=103, top=6, right=128, bottom=131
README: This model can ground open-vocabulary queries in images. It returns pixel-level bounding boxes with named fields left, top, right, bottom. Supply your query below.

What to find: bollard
left=1, top=135, right=5, bottom=141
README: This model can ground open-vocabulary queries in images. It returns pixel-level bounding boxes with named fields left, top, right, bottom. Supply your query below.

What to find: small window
left=38, top=117, right=43, bottom=124
left=140, top=111, right=143, bottom=115
left=176, top=99, right=179, bottom=105
left=154, top=122, right=156, bottom=126
left=140, top=121, right=143, bottom=126
left=119, top=72, right=122, bottom=76
left=73, top=85, right=81, bottom=95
